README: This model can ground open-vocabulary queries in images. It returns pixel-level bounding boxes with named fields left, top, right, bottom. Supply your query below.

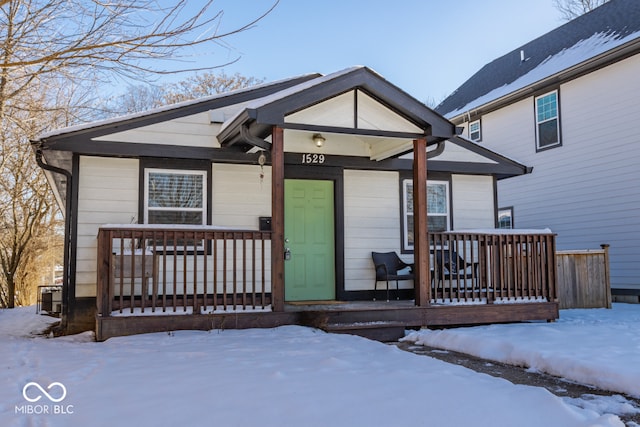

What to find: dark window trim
left=138, top=158, right=212, bottom=226
left=469, top=118, right=482, bottom=142
left=498, top=206, right=515, bottom=229
left=534, top=88, right=562, bottom=152
left=399, top=171, right=452, bottom=254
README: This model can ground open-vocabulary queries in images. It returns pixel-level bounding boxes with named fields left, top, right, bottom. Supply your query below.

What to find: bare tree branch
left=0, top=0, right=278, bottom=307
left=553, top=0, right=609, bottom=20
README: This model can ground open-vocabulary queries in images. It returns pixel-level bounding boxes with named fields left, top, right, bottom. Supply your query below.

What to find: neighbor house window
left=144, top=169, right=207, bottom=225
left=498, top=207, right=514, bottom=229
left=402, top=179, right=450, bottom=251
left=469, top=120, right=481, bottom=142
left=535, top=90, right=561, bottom=150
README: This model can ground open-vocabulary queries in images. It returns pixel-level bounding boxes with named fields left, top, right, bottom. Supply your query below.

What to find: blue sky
left=164, top=0, right=565, bottom=105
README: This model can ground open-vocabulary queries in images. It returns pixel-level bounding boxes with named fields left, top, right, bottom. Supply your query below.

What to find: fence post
left=96, top=228, right=113, bottom=317
left=601, top=244, right=612, bottom=308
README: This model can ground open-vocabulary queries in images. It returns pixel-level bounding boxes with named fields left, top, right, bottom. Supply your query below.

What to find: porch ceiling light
left=312, top=133, right=325, bottom=148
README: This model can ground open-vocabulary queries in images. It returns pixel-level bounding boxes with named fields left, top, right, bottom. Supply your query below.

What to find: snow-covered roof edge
left=444, top=30, right=640, bottom=118
left=436, top=0, right=640, bottom=119
left=35, top=72, right=320, bottom=141
left=218, top=66, right=365, bottom=135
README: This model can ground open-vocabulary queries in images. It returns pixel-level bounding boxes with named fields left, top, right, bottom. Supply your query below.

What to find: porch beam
left=413, top=136, right=430, bottom=306
left=271, top=126, right=285, bottom=311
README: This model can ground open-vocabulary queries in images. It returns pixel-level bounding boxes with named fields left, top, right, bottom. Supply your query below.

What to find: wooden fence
left=556, top=244, right=611, bottom=309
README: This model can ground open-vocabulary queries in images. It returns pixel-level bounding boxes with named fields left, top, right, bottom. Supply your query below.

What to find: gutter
left=448, top=37, right=640, bottom=124
left=33, top=143, right=73, bottom=332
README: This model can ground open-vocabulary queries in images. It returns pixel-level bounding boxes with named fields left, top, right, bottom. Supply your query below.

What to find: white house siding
left=477, top=54, right=640, bottom=290
left=93, top=112, right=221, bottom=147
left=343, top=170, right=406, bottom=291
left=76, top=157, right=139, bottom=297
left=212, top=163, right=272, bottom=229
left=151, top=163, right=274, bottom=296
left=209, top=163, right=273, bottom=293
left=451, top=174, right=496, bottom=230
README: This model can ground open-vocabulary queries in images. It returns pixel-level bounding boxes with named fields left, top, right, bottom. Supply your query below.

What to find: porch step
left=323, top=321, right=406, bottom=342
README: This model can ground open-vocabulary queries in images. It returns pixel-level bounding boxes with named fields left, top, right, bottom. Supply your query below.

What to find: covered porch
left=34, top=66, right=559, bottom=339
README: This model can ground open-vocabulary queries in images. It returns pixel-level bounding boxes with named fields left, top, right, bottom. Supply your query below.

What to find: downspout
left=240, top=123, right=271, bottom=151
left=426, top=141, right=446, bottom=159
left=33, top=143, right=73, bottom=333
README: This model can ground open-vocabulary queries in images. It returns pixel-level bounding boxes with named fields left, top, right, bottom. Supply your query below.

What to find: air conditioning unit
left=39, top=286, right=62, bottom=316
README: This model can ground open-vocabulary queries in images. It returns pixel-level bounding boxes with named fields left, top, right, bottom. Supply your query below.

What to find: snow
left=218, top=66, right=365, bottom=135
left=455, top=228, right=554, bottom=235
left=34, top=73, right=320, bottom=141
left=403, top=303, right=640, bottom=399
left=1, top=306, right=637, bottom=426
left=444, top=30, right=640, bottom=118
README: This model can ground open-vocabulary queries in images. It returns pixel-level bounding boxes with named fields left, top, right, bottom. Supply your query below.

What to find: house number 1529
left=301, top=153, right=325, bottom=164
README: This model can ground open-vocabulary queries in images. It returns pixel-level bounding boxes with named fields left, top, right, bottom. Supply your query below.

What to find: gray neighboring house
left=436, top=0, right=640, bottom=300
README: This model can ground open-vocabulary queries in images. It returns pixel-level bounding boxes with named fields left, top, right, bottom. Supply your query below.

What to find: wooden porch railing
left=97, top=226, right=272, bottom=316
left=428, top=231, right=557, bottom=304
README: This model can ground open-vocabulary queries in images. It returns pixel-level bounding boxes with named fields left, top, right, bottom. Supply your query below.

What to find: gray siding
left=471, top=54, right=640, bottom=289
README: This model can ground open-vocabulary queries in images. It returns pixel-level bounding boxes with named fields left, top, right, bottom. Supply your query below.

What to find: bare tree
left=110, top=71, right=265, bottom=115
left=0, top=0, right=277, bottom=307
left=107, top=84, right=167, bottom=116
left=0, top=80, right=63, bottom=308
left=163, top=71, right=265, bottom=104
left=553, top=0, right=609, bottom=20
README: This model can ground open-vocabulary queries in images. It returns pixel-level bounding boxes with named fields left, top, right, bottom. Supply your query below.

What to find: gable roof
left=36, top=73, right=321, bottom=145
left=436, top=0, right=640, bottom=119
left=33, top=66, right=530, bottom=212
left=219, top=66, right=457, bottom=149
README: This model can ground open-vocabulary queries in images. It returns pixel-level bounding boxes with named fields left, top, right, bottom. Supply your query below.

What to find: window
left=402, top=179, right=450, bottom=251
left=469, top=120, right=481, bottom=142
left=535, top=90, right=561, bottom=150
left=497, top=207, right=514, bottom=229
left=144, top=169, right=207, bottom=225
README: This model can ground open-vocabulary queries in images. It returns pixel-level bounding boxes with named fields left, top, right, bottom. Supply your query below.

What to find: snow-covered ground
left=404, top=303, right=640, bottom=399
left=0, top=305, right=637, bottom=427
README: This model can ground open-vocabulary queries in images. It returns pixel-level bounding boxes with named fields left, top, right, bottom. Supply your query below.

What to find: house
left=33, top=66, right=558, bottom=341
left=436, top=0, right=640, bottom=301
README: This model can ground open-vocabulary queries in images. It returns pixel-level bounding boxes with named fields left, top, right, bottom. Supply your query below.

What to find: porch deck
left=95, top=226, right=559, bottom=341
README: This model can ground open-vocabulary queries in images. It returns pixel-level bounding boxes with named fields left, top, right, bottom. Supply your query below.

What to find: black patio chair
left=371, top=251, right=414, bottom=301
left=433, top=249, right=479, bottom=288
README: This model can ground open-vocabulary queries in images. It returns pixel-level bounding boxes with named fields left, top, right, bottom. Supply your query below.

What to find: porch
left=95, top=226, right=559, bottom=341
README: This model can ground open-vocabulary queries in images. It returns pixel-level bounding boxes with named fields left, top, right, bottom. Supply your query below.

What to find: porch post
left=271, top=126, right=285, bottom=311
left=413, top=137, right=430, bottom=306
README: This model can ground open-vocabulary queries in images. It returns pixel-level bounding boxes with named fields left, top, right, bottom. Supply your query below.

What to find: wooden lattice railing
left=428, top=231, right=557, bottom=304
left=97, top=226, right=272, bottom=316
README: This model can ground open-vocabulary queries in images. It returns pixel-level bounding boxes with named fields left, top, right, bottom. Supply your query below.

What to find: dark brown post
left=601, top=244, right=611, bottom=308
left=271, top=126, right=285, bottom=311
left=413, top=137, right=430, bottom=306
left=96, top=228, right=112, bottom=316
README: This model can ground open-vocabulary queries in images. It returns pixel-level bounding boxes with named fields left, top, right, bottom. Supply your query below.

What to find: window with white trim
left=469, top=120, right=481, bottom=142
left=535, top=90, right=561, bottom=150
left=402, top=179, right=450, bottom=251
left=144, top=169, right=207, bottom=225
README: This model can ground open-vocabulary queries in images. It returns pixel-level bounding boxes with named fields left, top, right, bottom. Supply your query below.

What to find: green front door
left=284, top=179, right=335, bottom=301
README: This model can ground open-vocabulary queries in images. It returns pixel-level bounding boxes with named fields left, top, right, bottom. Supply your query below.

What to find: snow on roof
left=443, top=29, right=640, bottom=118
left=218, top=66, right=366, bottom=134
left=35, top=72, right=319, bottom=141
